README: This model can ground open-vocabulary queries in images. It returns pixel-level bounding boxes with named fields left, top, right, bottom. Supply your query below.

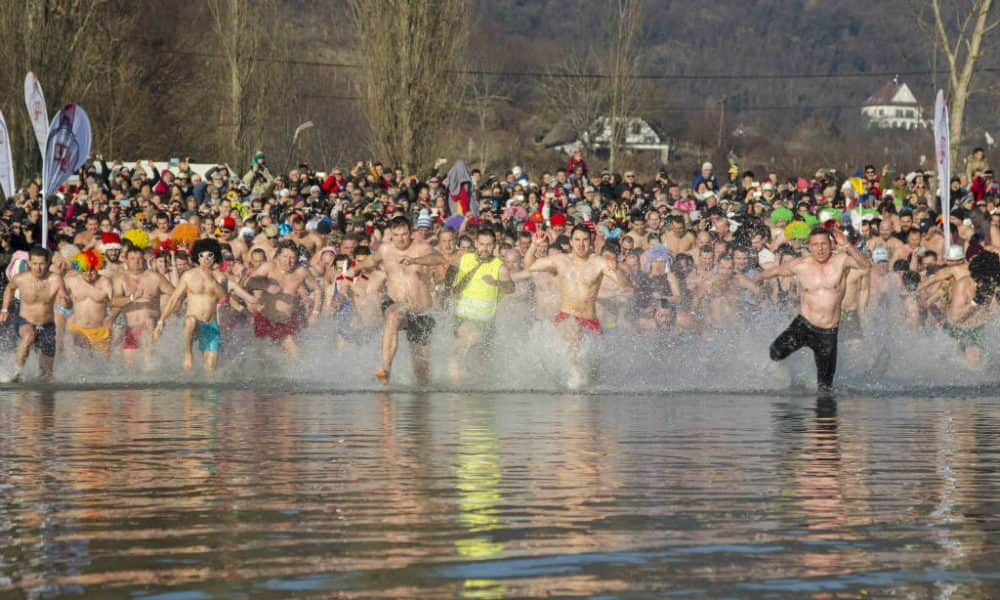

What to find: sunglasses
left=198, top=251, right=216, bottom=260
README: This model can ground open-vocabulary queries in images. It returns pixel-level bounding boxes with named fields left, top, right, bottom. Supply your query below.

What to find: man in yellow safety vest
left=449, top=228, right=514, bottom=381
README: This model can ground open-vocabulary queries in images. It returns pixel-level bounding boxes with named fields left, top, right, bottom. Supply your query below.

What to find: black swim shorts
left=15, top=316, right=57, bottom=357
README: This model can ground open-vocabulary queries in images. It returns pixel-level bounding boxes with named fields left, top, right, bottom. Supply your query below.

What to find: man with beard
left=446, top=228, right=514, bottom=382
left=99, top=232, right=125, bottom=277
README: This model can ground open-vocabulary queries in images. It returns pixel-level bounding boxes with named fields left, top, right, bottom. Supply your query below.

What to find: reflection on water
left=0, top=389, right=997, bottom=598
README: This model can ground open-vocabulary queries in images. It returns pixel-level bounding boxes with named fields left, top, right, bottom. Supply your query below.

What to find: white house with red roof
left=861, top=78, right=928, bottom=130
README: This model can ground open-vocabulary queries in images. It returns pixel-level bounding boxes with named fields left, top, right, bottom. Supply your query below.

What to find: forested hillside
left=0, top=0, right=995, bottom=178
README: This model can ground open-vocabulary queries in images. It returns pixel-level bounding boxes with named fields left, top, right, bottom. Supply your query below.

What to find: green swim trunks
left=943, top=322, right=986, bottom=352
left=196, top=320, right=221, bottom=353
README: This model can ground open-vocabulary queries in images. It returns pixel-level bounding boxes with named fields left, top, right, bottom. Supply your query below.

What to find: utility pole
left=717, top=97, right=726, bottom=149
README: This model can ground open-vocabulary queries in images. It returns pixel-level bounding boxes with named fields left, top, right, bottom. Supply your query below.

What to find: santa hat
left=100, top=232, right=122, bottom=252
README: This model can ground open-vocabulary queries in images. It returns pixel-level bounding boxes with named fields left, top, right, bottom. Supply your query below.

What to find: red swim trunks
left=123, top=324, right=145, bottom=350
left=554, top=311, right=602, bottom=334
left=253, top=312, right=301, bottom=340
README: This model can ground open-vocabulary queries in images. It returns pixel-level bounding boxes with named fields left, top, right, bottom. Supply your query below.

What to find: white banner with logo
left=0, top=110, right=14, bottom=201
left=41, top=104, right=92, bottom=247
left=24, top=72, right=49, bottom=161
left=934, top=90, right=951, bottom=250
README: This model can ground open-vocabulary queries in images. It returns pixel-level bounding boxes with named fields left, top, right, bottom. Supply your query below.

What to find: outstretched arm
left=757, top=259, right=796, bottom=282
left=401, top=250, right=448, bottom=267
left=526, top=255, right=559, bottom=275
left=483, top=263, right=515, bottom=294
left=225, top=275, right=259, bottom=308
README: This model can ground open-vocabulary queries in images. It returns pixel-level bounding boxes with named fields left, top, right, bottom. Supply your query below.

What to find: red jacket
left=321, top=174, right=344, bottom=195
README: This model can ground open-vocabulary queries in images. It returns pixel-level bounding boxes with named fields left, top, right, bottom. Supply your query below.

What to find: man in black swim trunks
left=757, top=227, right=871, bottom=392
left=356, top=217, right=444, bottom=385
left=0, top=247, right=69, bottom=381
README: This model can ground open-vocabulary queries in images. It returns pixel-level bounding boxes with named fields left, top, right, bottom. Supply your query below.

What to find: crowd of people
left=1, top=147, right=999, bottom=391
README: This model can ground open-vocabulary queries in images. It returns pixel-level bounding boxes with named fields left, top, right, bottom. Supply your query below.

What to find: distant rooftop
left=863, top=78, right=919, bottom=107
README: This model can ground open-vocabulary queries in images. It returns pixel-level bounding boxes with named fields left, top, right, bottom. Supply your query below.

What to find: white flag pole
left=934, top=90, right=951, bottom=251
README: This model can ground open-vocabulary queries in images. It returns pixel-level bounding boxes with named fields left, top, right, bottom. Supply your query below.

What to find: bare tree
left=467, top=77, right=509, bottom=171
left=206, top=0, right=278, bottom=168
left=0, top=0, right=121, bottom=180
left=606, top=0, right=643, bottom=173
left=350, top=0, right=470, bottom=172
left=536, top=51, right=607, bottom=155
left=916, top=0, right=998, bottom=163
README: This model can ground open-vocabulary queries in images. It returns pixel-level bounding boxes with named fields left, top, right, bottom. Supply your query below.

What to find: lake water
left=0, top=386, right=997, bottom=598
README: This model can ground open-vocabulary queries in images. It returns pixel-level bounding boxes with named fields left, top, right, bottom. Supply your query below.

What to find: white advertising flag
left=24, top=72, right=49, bottom=161
left=41, top=104, right=92, bottom=247
left=934, top=90, right=951, bottom=250
left=0, top=110, right=15, bottom=201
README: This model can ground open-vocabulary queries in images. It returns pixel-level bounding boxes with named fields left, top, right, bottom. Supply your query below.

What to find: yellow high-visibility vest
left=453, top=253, right=503, bottom=321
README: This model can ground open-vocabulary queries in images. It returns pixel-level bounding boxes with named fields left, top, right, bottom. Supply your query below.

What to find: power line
left=160, top=48, right=999, bottom=82
left=461, top=68, right=998, bottom=81
left=302, top=95, right=877, bottom=113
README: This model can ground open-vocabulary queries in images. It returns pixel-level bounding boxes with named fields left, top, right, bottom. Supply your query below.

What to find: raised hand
left=831, top=227, right=847, bottom=246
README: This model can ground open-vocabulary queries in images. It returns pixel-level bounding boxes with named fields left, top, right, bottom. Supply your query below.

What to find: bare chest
left=70, top=281, right=107, bottom=302
left=19, top=278, right=57, bottom=304
left=798, top=263, right=843, bottom=292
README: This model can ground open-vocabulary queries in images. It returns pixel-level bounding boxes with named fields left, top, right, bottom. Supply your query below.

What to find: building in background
left=544, top=117, right=671, bottom=164
left=862, top=78, right=928, bottom=130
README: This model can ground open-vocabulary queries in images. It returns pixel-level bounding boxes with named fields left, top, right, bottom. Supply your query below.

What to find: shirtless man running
left=943, top=251, right=998, bottom=367
left=113, top=246, right=175, bottom=370
left=758, top=227, right=871, bottom=392
left=430, top=227, right=461, bottom=308
left=525, top=225, right=630, bottom=388
left=0, top=248, right=68, bottom=381
left=349, top=246, right=386, bottom=338
left=65, top=252, right=114, bottom=357
left=156, top=240, right=257, bottom=372
left=248, top=241, right=321, bottom=357
left=357, top=216, right=442, bottom=385
left=513, top=234, right=561, bottom=320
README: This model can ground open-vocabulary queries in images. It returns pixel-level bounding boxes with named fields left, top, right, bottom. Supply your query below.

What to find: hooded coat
left=447, top=161, right=479, bottom=217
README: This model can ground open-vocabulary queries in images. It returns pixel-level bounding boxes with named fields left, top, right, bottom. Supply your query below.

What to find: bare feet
left=375, top=368, right=390, bottom=385
left=182, top=354, right=194, bottom=371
